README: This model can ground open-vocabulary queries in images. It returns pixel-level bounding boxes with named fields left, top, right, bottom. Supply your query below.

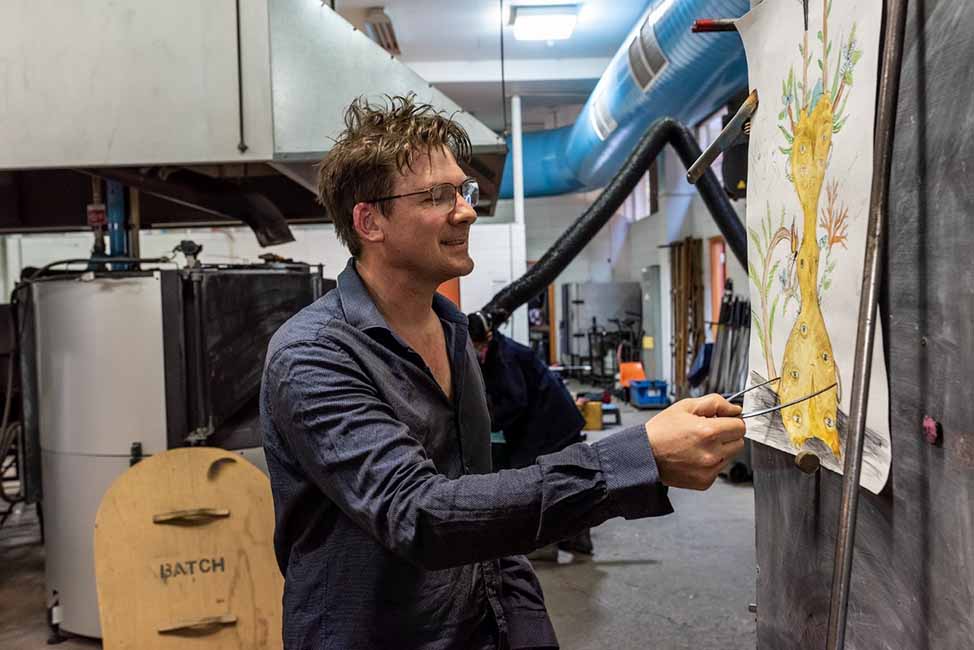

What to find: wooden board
left=94, top=447, right=282, bottom=650
left=753, top=1, right=974, bottom=647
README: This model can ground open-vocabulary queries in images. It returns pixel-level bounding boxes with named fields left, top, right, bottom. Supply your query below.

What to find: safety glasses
left=366, top=177, right=479, bottom=213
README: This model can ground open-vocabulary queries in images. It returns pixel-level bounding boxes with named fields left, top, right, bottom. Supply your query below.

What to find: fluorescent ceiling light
left=511, top=4, right=579, bottom=41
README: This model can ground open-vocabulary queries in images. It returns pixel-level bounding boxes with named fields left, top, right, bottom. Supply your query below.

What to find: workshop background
left=1, top=0, right=965, bottom=649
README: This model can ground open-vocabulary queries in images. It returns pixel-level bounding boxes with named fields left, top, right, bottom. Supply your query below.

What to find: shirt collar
left=337, top=258, right=469, bottom=333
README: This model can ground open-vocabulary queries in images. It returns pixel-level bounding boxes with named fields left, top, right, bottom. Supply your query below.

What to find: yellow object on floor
left=94, top=447, right=282, bottom=649
left=581, top=401, right=604, bottom=431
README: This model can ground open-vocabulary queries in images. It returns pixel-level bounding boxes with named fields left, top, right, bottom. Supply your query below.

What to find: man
left=474, top=329, right=593, bottom=558
left=260, top=95, right=745, bottom=650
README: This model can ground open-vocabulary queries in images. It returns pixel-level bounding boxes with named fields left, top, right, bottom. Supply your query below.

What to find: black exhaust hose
left=470, top=117, right=746, bottom=340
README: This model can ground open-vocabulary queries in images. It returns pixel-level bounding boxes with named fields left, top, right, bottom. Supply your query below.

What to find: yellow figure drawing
left=747, top=0, right=863, bottom=459
left=778, top=98, right=839, bottom=456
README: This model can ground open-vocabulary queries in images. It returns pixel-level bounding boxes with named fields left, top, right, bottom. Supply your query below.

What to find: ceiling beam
left=406, top=57, right=610, bottom=84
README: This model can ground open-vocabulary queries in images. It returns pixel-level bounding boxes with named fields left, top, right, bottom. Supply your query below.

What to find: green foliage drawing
left=750, top=0, right=862, bottom=386
left=778, top=1, right=863, bottom=158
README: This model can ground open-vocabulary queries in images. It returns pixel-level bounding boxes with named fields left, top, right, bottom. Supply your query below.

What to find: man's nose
left=452, top=192, right=478, bottom=225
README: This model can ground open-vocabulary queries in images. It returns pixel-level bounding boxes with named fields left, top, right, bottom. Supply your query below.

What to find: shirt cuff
left=593, top=424, right=674, bottom=520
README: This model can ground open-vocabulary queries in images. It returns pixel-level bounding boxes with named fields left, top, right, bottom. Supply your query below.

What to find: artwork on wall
left=738, top=0, right=890, bottom=493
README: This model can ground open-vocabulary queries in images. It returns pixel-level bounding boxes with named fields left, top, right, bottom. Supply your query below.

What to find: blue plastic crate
left=630, top=379, right=670, bottom=409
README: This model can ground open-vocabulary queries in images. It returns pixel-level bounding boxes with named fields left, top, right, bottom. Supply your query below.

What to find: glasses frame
left=365, top=177, right=479, bottom=211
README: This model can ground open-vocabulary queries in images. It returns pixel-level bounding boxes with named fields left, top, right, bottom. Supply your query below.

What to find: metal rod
left=740, top=382, right=836, bottom=420
left=691, top=18, right=738, bottom=33
left=190, top=272, right=210, bottom=434
left=512, top=95, right=524, bottom=225
left=127, top=188, right=141, bottom=266
left=499, top=0, right=508, bottom=133
left=235, top=0, right=248, bottom=153
left=26, top=256, right=176, bottom=280
left=727, top=375, right=780, bottom=402
left=826, top=1, right=908, bottom=647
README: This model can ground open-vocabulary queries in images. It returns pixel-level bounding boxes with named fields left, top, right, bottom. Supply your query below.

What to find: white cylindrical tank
left=34, top=274, right=169, bottom=638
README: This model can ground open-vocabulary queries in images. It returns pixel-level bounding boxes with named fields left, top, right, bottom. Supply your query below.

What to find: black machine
left=15, top=250, right=334, bottom=503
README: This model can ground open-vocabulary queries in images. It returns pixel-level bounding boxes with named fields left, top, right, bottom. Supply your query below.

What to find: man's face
left=374, top=146, right=478, bottom=285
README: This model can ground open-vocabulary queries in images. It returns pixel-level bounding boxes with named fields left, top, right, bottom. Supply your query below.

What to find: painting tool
left=741, top=382, right=838, bottom=419
left=727, top=375, right=780, bottom=402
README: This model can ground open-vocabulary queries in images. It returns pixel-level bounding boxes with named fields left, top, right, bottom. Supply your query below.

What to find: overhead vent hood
left=0, top=0, right=506, bottom=242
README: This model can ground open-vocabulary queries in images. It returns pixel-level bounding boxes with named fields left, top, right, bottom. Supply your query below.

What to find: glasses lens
left=461, top=178, right=479, bottom=208
left=430, top=183, right=453, bottom=208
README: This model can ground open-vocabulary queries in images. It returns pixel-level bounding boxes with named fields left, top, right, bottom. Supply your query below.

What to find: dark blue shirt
left=260, top=260, right=673, bottom=650
left=481, top=332, right=586, bottom=469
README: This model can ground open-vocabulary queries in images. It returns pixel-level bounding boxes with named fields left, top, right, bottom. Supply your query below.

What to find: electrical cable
left=26, top=255, right=177, bottom=281
left=0, top=277, right=22, bottom=506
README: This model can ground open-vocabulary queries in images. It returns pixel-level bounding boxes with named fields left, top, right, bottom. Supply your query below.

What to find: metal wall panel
left=0, top=0, right=274, bottom=168
left=753, top=2, right=974, bottom=647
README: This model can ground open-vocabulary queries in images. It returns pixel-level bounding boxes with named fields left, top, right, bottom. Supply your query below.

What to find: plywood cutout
left=94, top=448, right=283, bottom=649
left=739, top=0, right=891, bottom=493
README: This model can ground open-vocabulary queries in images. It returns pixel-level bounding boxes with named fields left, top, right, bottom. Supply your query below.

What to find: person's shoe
left=558, top=529, right=594, bottom=556
left=526, top=544, right=559, bottom=562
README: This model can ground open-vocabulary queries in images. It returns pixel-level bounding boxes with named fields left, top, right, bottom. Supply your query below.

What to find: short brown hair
left=316, top=94, right=473, bottom=257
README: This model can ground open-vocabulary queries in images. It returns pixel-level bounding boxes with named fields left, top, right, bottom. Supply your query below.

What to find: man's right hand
left=644, top=394, right=746, bottom=490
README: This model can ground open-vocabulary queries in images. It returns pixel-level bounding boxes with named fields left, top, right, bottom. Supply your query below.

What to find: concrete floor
left=0, top=403, right=756, bottom=649
left=532, top=404, right=757, bottom=650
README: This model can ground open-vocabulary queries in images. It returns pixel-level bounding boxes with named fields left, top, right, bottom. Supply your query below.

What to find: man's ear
left=352, top=202, right=386, bottom=245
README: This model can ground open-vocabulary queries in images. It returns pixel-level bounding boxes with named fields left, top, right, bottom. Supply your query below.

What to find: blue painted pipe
left=106, top=180, right=128, bottom=259
left=499, top=0, right=750, bottom=198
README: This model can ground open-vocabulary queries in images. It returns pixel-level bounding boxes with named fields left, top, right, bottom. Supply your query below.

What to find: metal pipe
left=511, top=95, right=525, bottom=226
left=25, top=256, right=175, bottom=281
left=474, top=117, right=746, bottom=334
left=691, top=18, right=738, bottom=33
left=106, top=180, right=128, bottom=267
left=127, top=188, right=141, bottom=266
left=826, top=1, right=908, bottom=647
left=190, top=272, right=210, bottom=436
left=235, top=0, right=248, bottom=153
left=88, top=177, right=107, bottom=271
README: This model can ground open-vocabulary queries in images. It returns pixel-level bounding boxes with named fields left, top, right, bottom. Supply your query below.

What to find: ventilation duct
left=0, top=1, right=505, bottom=235
left=499, top=0, right=750, bottom=198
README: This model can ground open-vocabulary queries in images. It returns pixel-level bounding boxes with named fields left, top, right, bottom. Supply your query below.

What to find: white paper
left=739, top=0, right=890, bottom=493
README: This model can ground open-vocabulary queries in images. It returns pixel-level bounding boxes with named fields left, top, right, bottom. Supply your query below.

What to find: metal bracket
left=688, top=90, right=759, bottom=185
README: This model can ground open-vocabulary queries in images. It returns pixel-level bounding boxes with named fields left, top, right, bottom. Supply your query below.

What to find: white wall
left=459, top=222, right=528, bottom=344
left=0, top=219, right=531, bottom=344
